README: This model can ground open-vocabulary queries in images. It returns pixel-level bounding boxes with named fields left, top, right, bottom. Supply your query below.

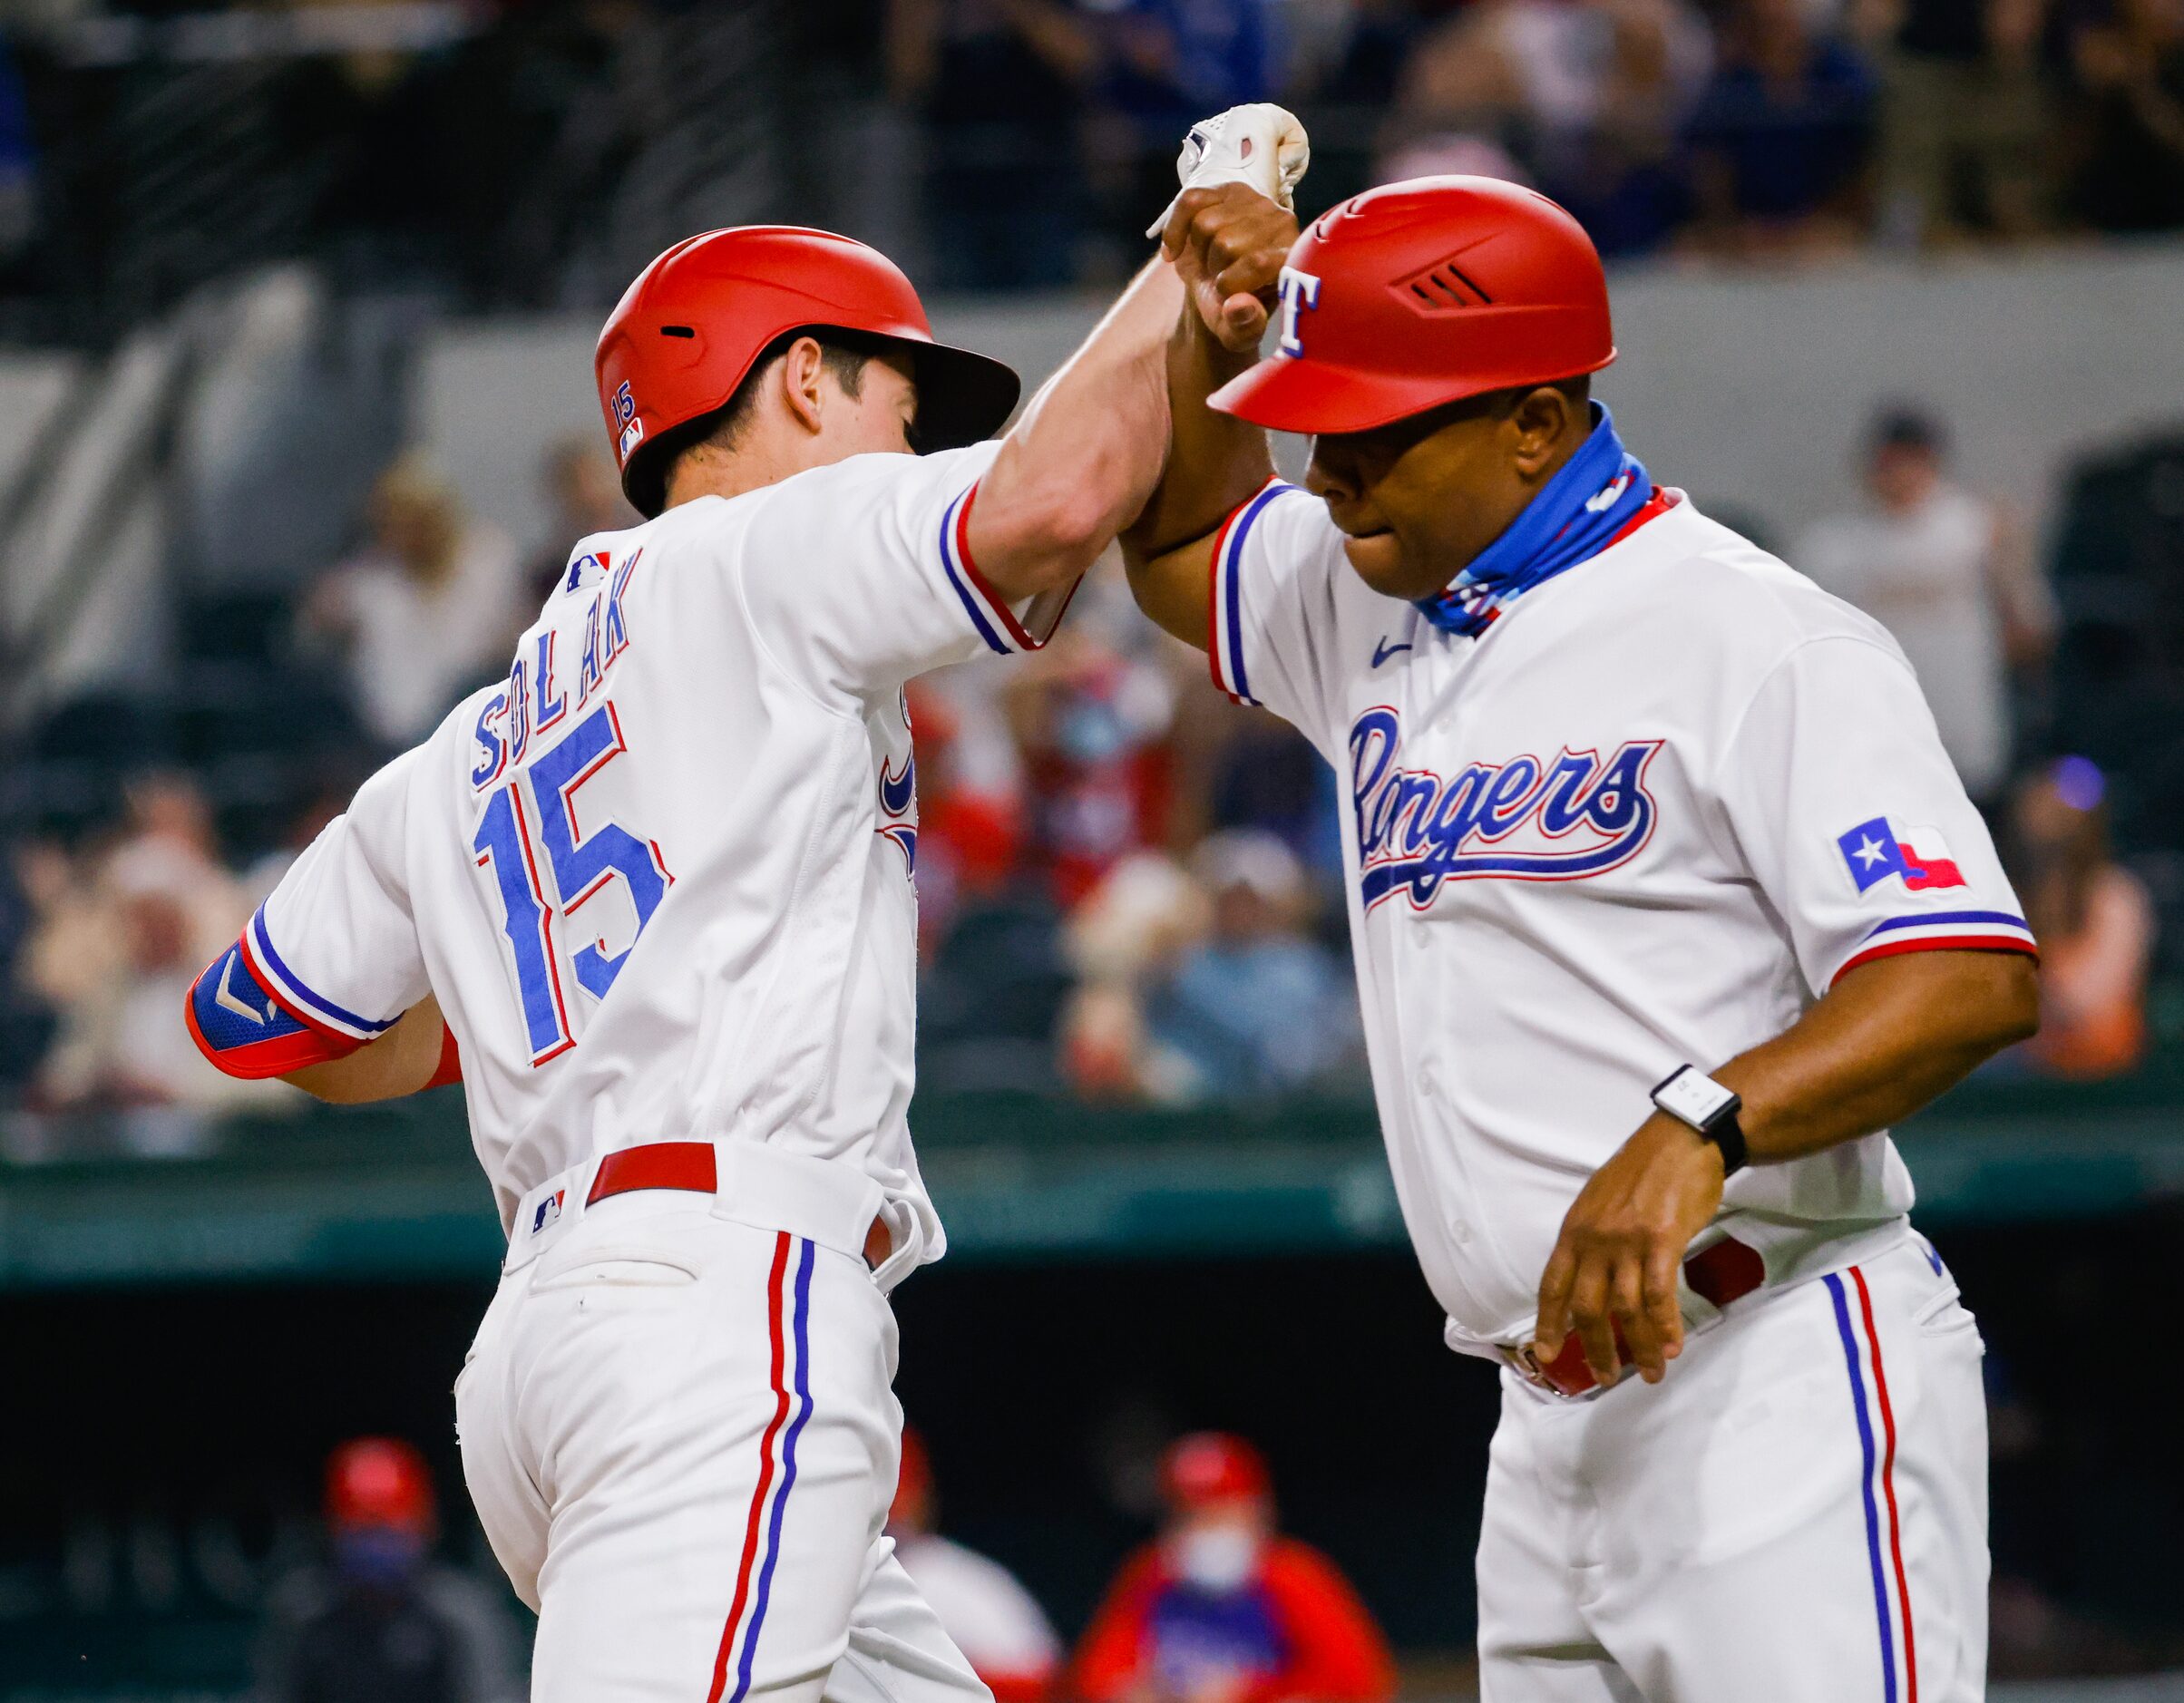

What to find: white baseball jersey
left=1205, top=482, right=2036, bottom=1354
left=205, top=439, right=1048, bottom=1258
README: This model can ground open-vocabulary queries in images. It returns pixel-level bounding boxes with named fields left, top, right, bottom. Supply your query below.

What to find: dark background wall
left=5, top=1212, right=2183, bottom=1694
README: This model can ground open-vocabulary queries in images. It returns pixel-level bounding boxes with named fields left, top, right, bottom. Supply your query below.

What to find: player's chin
left=1341, top=529, right=1418, bottom=598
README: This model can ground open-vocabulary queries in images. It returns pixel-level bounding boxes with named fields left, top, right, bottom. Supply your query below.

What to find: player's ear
left=779, top=336, right=830, bottom=437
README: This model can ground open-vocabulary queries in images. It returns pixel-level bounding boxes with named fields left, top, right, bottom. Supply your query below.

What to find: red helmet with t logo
left=1211, top=177, right=1616, bottom=436
left=597, top=226, right=1021, bottom=517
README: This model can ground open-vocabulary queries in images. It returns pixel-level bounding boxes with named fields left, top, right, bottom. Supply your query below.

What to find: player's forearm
left=1712, top=949, right=2040, bottom=1163
left=284, top=996, right=452, bottom=1105
left=967, top=259, right=1183, bottom=601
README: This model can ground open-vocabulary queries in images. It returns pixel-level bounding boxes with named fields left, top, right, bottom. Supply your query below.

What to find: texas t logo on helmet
left=1275, top=267, right=1321, bottom=357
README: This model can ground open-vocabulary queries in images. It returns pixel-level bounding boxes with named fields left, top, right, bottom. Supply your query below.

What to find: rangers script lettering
left=1350, top=706, right=1661, bottom=910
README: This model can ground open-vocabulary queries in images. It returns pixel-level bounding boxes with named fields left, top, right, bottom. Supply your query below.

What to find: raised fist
left=1158, top=184, right=1302, bottom=355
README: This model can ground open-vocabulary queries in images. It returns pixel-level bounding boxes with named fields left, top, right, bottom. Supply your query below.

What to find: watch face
left=1656, top=1067, right=1737, bottom=1129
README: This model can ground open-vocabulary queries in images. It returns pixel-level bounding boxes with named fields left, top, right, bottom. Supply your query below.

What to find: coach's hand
left=1159, top=184, right=1299, bottom=355
left=1531, top=1115, right=1725, bottom=1388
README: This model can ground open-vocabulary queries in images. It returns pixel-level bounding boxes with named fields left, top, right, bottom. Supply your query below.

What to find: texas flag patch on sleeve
left=1836, top=816, right=1967, bottom=894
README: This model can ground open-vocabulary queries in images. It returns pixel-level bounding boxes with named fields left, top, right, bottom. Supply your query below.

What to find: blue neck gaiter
left=1414, top=404, right=1653, bottom=638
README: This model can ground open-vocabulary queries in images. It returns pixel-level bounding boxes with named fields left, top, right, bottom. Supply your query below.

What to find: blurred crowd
left=252, top=1426, right=1394, bottom=1703
left=899, top=0, right=2184, bottom=276
left=1, top=0, right=2183, bottom=333
left=0, top=391, right=2168, bottom=1141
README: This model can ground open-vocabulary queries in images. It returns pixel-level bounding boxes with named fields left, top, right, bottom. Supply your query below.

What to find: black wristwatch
left=1651, top=1066, right=1748, bottom=1177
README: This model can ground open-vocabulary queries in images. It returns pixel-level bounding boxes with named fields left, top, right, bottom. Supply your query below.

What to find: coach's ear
left=1506, top=385, right=1583, bottom=482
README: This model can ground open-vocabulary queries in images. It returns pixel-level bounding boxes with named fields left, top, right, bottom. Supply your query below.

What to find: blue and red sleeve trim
left=239, top=904, right=395, bottom=1042
left=937, top=482, right=1075, bottom=656
left=1831, top=909, right=2039, bottom=985
left=1207, top=479, right=1296, bottom=707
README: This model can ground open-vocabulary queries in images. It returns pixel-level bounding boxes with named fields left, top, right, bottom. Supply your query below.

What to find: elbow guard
left=185, top=939, right=364, bottom=1079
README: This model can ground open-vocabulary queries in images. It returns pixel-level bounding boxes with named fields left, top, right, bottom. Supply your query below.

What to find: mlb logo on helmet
left=1837, top=816, right=1967, bottom=893
left=531, top=1189, right=566, bottom=1235
left=613, top=382, right=644, bottom=463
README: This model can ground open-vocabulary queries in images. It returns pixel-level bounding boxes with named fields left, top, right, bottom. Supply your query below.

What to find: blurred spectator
left=1092, top=0, right=1278, bottom=245
left=299, top=454, right=524, bottom=749
left=907, top=682, right=1025, bottom=959
left=1146, top=832, right=1360, bottom=1101
left=1072, top=1433, right=1396, bottom=1703
left=1392, top=0, right=1711, bottom=254
left=889, top=1426, right=1062, bottom=1703
left=1005, top=627, right=1176, bottom=910
left=1865, top=0, right=2052, bottom=241
left=1192, top=706, right=1343, bottom=891
left=1545, top=0, right=1713, bottom=254
left=2067, top=0, right=2184, bottom=230
left=525, top=435, right=637, bottom=606
left=24, top=776, right=278, bottom=1124
left=2011, top=757, right=2153, bottom=1079
left=1799, top=406, right=2052, bottom=803
left=1684, top=0, right=1877, bottom=254
left=241, top=774, right=368, bottom=903
left=1060, top=852, right=1208, bottom=1099
left=0, top=32, right=35, bottom=268
left=0, top=842, right=56, bottom=1095
left=890, top=0, right=1098, bottom=288
left=256, top=1438, right=522, bottom=1703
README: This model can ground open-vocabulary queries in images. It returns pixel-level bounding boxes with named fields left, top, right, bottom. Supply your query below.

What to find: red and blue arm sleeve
left=184, top=935, right=366, bottom=1079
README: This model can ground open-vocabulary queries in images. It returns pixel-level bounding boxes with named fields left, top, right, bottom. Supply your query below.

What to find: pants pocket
left=531, top=1239, right=703, bottom=1291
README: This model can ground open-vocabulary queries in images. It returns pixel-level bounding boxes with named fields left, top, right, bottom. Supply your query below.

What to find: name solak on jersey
left=1349, top=707, right=1662, bottom=911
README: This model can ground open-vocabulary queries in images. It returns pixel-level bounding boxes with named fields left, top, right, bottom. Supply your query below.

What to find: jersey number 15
left=471, top=703, right=672, bottom=1065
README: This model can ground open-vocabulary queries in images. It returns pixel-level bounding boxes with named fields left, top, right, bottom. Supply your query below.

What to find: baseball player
left=1124, top=138, right=2040, bottom=1698
left=181, top=202, right=1301, bottom=1703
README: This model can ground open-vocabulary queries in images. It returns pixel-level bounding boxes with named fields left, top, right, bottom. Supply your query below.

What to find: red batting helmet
left=326, top=1437, right=435, bottom=1535
left=596, top=226, right=1022, bottom=517
left=1211, top=177, right=1615, bottom=436
left=1161, top=1433, right=1271, bottom=1510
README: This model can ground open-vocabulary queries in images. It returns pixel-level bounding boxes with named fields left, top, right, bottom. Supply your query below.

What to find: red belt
left=1516, top=1234, right=1766, bottom=1398
left=587, top=1142, right=892, bottom=1270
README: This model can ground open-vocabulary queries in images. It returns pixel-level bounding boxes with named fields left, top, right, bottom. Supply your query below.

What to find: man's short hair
left=657, top=328, right=884, bottom=490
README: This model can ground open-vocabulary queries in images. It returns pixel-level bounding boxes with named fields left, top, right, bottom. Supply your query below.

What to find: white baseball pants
left=1477, top=1233, right=1989, bottom=1702
left=455, top=1156, right=985, bottom=1703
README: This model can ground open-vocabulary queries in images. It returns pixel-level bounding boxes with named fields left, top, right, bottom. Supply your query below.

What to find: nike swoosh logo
left=1372, top=637, right=1413, bottom=668
left=880, top=755, right=915, bottom=817
left=216, top=951, right=268, bottom=1026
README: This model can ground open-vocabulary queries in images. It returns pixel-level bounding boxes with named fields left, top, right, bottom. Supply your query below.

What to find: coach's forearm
left=1713, top=949, right=2040, bottom=1163
left=1121, top=301, right=1274, bottom=567
left=967, top=259, right=1182, bottom=599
